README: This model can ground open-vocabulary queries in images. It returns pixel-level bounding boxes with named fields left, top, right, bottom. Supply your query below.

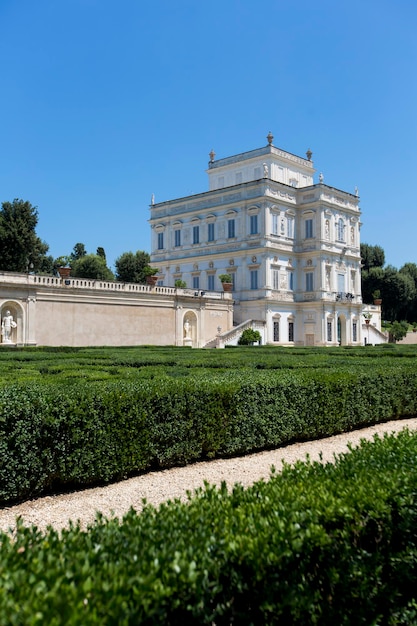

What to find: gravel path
left=2, top=417, right=417, bottom=534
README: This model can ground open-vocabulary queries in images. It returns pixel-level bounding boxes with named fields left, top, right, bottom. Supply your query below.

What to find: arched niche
left=1, top=301, right=24, bottom=345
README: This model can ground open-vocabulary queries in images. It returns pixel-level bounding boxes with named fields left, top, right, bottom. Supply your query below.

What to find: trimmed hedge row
left=1, top=344, right=416, bottom=386
left=1, top=430, right=417, bottom=624
left=1, top=365, right=417, bottom=504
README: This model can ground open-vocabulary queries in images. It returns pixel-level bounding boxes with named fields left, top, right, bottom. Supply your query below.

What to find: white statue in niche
left=263, top=163, right=268, bottom=178
left=1, top=310, right=17, bottom=343
left=184, top=320, right=191, bottom=339
left=326, top=267, right=331, bottom=291
left=325, top=220, right=330, bottom=240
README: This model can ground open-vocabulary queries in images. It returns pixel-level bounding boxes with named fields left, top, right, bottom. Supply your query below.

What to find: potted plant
left=143, top=266, right=159, bottom=286
left=363, top=312, right=372, bottom=325
left=372, top=290, right=382, bottom=305
left=219, top=273, right=233, bottom=292
left=54, top=256, right=72, bottom=278
left=174, top=279, right=187, bottom=289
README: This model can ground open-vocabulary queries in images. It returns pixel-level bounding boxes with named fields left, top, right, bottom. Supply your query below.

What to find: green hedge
left=1, top=363, right=417, bottom=504
left=1, top=430, right=417, bottom=624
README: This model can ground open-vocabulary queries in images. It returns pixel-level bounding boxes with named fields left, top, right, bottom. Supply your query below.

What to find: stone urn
left=146, top=275, right=158, bottom=286
left=57, top=267, right=71, bottom=278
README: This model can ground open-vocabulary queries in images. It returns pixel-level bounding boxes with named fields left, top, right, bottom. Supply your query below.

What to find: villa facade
left=150, top=133, right=364, bottom=346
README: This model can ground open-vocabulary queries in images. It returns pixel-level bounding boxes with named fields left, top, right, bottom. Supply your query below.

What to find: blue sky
left=1, top=0, right=416, bottom=271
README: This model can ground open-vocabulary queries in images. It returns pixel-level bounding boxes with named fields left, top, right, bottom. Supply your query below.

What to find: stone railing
left=301, top=291, right=362, bottom=304
left=0, top=271, right=232, bottom=300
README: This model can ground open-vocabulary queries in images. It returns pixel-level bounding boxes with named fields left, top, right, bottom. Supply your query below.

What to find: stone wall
left=0, top=272, right=233, bottom=348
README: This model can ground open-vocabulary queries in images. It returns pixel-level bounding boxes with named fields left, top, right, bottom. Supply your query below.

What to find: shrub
left=2, top=431, right=417, bottom=623
left=238, top=328, right=261, bottom=345
left=1, top=360, right=417, bottom=504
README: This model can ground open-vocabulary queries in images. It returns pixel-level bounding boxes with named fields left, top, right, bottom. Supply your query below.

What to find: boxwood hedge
left=1, top=430, right=417, bottom=624
left=1, top=360, right=417, bottom=504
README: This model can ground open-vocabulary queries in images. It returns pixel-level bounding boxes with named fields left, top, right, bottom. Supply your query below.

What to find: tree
left=115, top=250, right=151, bottom=283
left=362, top=264, right=416, bottom=322
left=382, top=266, right=416, bottom=322
left=390, top=320, right=409, bottom=343
left=0, top=199, right=50, bottom=272
left=71, top=254, right=114, bottom=280
left=361, top=266, right=385, bottom=304
left=38, top=255, right=55, bottom=275
left=96, top=247, right=106, bottom=260
left=70, top=243, right=87, bottom=263
left=399, top=263, right=417, bottom=322
left=238, top=328, right=262, bottom=345
left=360, top=243, right=385, bottom=271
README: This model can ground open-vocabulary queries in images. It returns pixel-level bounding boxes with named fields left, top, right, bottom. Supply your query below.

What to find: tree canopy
left=70, top=254, right=114, bottom=280
left=360, top=243, right=385, bottom=271
left=70, top=243, right=87, bottom=263
left=389, top=320, right=409, bottom=343
left=238, top=328, right=262, bottom=345
left=0, top=199, right=50, bottom=272
left=115, top=250, right=151, bottom=283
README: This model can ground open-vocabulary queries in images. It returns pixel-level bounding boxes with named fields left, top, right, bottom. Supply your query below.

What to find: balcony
left=335, top=292, right=355, bottom=302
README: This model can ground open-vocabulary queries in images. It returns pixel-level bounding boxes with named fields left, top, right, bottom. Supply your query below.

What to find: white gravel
left=1, top=417, right=417, bottom=534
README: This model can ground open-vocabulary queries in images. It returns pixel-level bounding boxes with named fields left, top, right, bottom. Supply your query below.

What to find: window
left=337, top=273, right=345, bottom=294
left=250, top=270, right=258, bottom=290
left=337, top=218, right=345, bottom=242
left=352, top=321, right=357, bottom=342
left=272, top=269, right=279, bottom=290
left=305, top=219, right=313, bottom=239
left=250, top=215, right=258, bottom=235
left=228, top=219, right=235, bottom=239
left=207, top=274, right=215, bottom=291
left=288, top=321, right=294, bottom=342
left=193, top=225, right=199, bottom=244
left=254, top=167, right=261, bottom=179
left=288, top=271, right=294, bottom=291
left=306, top=272, right=314, bottom=292
left=208, top=223, right=215, bottom=242
left=174, top=229, right=181, bottom=247
left=193, top=276, right=200, bottom=290
left=327, top=321, right=332, bottom=342
left=273, top=321, right=280, bottom=342
left=287, top=217, right=294, bottom=238
left=157, top=233, right=164, bottom=250
left=272, top=214, right=279, bottom=235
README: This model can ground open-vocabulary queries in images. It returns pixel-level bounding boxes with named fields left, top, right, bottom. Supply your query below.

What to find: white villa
left=1, top=133, right=386, bottom=348
left=150, top=133, right=367, bottom=346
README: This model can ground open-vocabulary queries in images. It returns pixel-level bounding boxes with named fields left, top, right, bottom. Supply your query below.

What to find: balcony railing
left=336, top=292, right=355, bottom=302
